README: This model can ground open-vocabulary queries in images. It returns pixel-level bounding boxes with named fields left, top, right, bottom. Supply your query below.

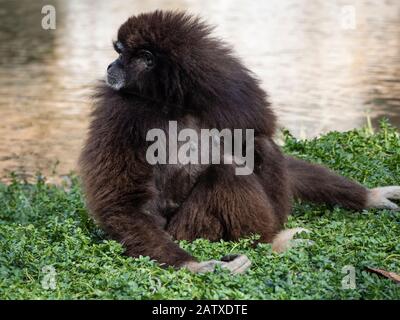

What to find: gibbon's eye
left=113, top=41, right=124, bottom=54
left=139, top=50, right=154, bottom=67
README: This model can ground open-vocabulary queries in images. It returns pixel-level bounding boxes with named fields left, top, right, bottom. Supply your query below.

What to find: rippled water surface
left=0, top=0, right=399, bottom=180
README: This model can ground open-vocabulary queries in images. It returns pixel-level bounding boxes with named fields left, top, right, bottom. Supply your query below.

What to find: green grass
left=0, top=121, right=399, bottom=299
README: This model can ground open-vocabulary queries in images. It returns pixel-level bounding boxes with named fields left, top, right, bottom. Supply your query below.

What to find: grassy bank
left=0, top=121, right=399, bottom=299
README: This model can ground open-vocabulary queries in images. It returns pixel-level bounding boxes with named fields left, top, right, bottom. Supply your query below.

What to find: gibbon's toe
left=272, top=228, right=312, bottom=253
left=221, top=255, right=252, bottom=274
left=367, top=186, right=400, bottom=210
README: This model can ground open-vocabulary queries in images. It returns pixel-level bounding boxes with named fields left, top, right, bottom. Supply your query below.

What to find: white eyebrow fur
left=116, top=41, right=124, bottom=51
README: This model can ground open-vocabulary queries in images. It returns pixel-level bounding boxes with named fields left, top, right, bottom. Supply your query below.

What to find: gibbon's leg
left=253, top=137, right=292, bottom=225
left=167, top=165, right=281, bottom=243
left=286, top=156, right=400, bottom=210
left=286, top=156, right=367, bottom=210
left=167, top=164, right=312, bottom=257
left=167, top=165, right=286, bottom=272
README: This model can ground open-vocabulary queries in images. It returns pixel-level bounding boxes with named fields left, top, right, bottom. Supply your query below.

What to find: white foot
left=366, top=186, right=400, bottom=210
left=271, top=227, right=312, bottom=253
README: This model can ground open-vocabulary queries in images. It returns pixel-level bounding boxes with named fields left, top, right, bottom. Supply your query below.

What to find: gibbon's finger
left=384, top=200, right=399, bottom=211
left=183, top=255, right=252, bottom=274
left=367, top=187, right=400, bottom=210
left=223, top=260, right=252, bottom=274
left=371, top=198, right=399, bottom=210
left=182, top=260, right=222, bottom=273
left=221, top=255, right=251, bottom=274
left=271, top=227, right=311, bottom=253
left=231, top=258, right=252, bottom=274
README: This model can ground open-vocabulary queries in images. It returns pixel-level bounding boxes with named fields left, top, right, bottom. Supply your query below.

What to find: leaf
left=365, top=267, right=400, bottom=284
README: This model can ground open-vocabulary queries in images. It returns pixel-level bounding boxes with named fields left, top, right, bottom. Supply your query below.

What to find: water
left=0, top=0, right=399, bottom=180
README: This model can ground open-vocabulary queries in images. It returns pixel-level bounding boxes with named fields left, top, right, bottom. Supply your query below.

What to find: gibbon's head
left=106, top=10, right=255, bottom=107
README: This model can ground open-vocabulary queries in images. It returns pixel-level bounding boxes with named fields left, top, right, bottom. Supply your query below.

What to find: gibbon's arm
left=80, top=148, right=251, bottom=273
left=101, top=208, right=196, bottom=267
left=83, top=182, right=195, bottom=267
left=286, top=156, right=400, bottom=210
left=93, top=189, right=251, bottom=273
left=97, top=200, right=251, bottom=273
left=79, top=142, right=196, bottom=267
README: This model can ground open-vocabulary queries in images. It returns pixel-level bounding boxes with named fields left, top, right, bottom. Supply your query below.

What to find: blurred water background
left=0, top=0, right=399, bottom=180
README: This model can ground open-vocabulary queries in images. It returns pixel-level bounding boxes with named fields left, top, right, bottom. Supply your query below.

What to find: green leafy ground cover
left=0, top=122, right=399, bottom=299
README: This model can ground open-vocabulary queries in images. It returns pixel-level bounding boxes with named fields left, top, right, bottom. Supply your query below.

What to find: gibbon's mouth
left=106, top=74, right=125, bottom=91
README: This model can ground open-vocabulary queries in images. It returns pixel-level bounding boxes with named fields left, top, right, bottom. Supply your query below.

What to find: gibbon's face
left=105, top=11, right=221, bottom=104
left=106, top=40, right=155, bottom=91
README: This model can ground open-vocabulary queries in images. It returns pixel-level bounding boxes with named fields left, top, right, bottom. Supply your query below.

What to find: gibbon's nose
left=107, top=59, right=122, bottom=72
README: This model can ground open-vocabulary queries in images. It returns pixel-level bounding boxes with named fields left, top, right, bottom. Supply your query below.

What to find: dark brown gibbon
left=79, top=10, right=400, bottom=273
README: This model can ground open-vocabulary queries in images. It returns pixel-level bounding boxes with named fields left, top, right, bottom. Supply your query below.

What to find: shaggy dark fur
left=79, top=11, right=368, bottom=267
